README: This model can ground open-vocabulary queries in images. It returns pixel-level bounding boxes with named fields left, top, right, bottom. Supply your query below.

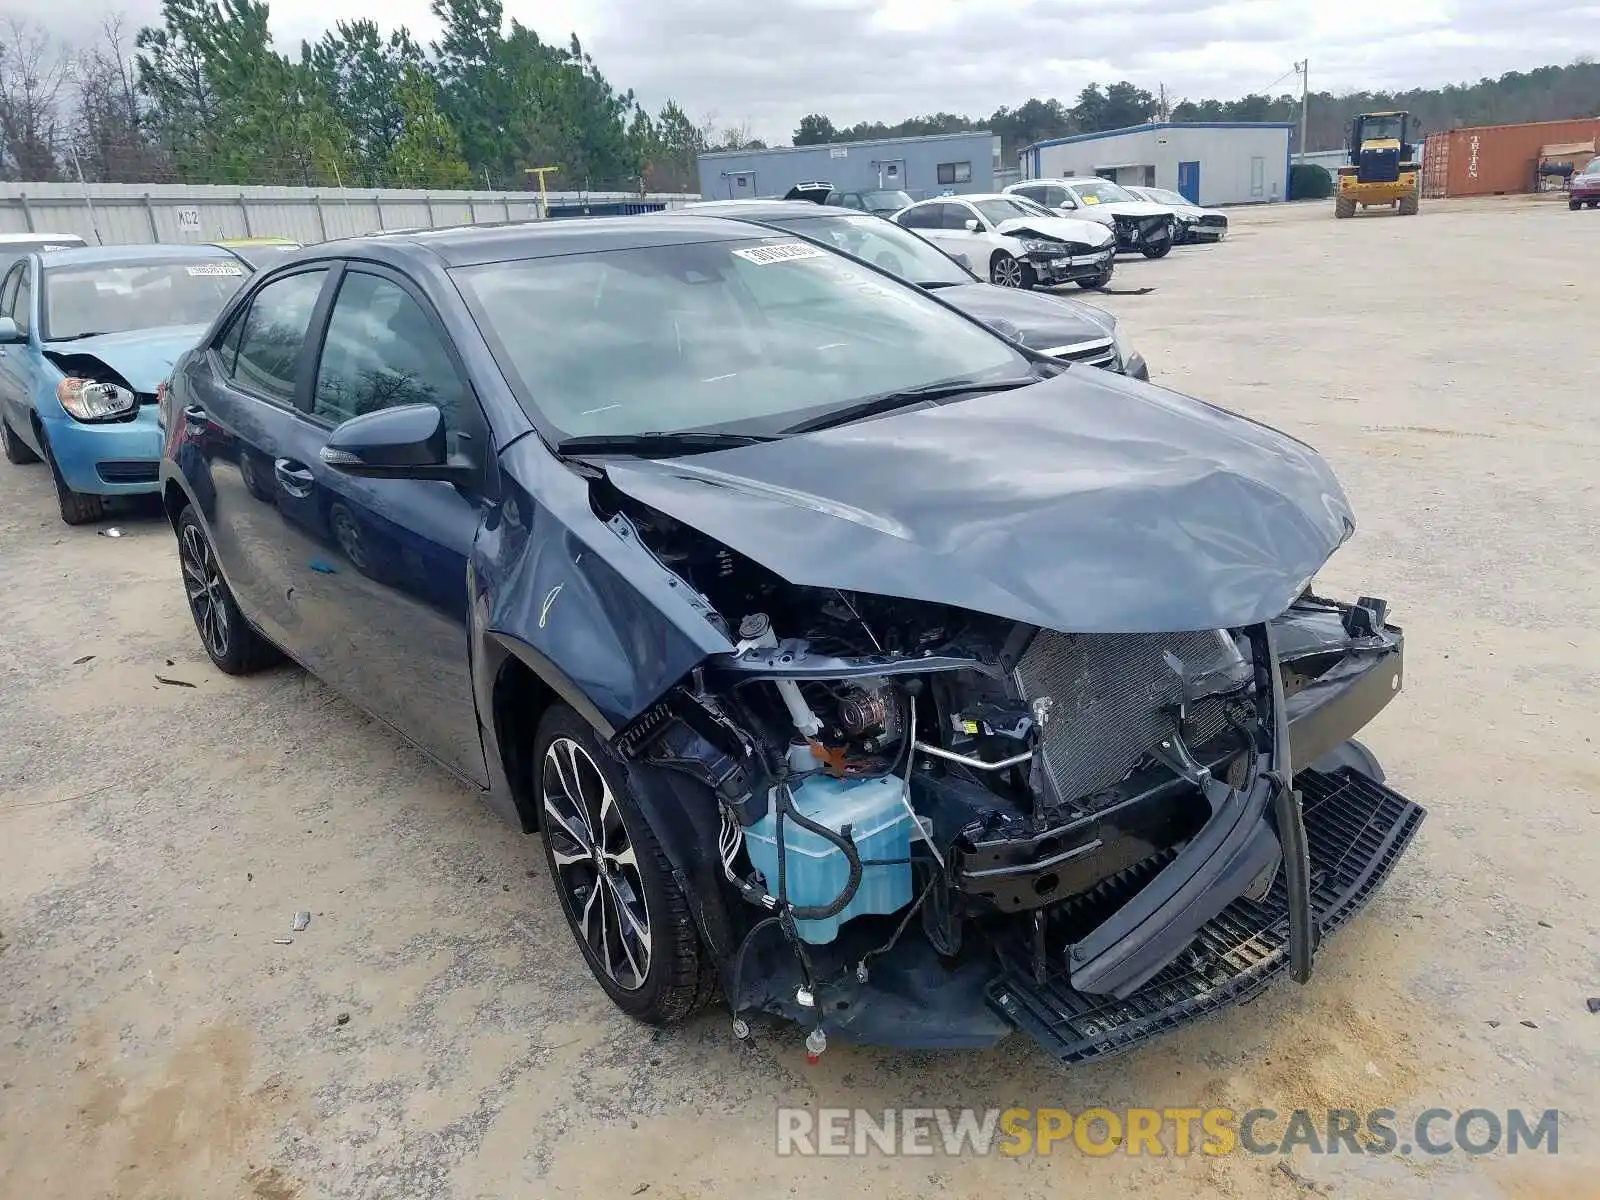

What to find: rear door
left=270, top=265, right=491, bottom=784
left=184, top=265, right=335, bottom=646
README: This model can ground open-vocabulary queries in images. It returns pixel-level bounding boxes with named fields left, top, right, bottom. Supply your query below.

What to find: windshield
left=763, top=212, right=972, bottom=286
left=1360, top=116, right=1404, bottom=143
left=456, top=237, right=1024, bottom=441
left=973, top=197, right=1048, bottom=225
left=43, top=259, right=247, bottom=340
left=1068, top=179, right=1136, bottom=204
left=1145, top=188, right=1191, bottom=207
left=1583, top=157, right=1600, bottom=176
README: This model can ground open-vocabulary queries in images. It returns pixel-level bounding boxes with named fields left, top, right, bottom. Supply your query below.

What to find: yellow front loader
left=1335, top=111, right=1421, bottom=218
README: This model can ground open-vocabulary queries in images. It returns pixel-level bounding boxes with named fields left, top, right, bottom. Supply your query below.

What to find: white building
left=1021, top=122, right=1295, bottom=207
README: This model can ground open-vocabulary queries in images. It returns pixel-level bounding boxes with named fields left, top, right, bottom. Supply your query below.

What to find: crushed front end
left=607, top=494, right=1424, bottom=1062
left=1111, top=213, right=1174, bottom=253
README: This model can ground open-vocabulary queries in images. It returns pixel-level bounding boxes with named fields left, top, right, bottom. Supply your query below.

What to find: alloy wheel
left=991, top=255, right=1024, bottom=287
left=180, top=523, right=230, bottom=660
left=542, top=737, right=653, bottom=991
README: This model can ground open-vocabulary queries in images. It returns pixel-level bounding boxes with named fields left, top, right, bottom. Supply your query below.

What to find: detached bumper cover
left=989, top=767, right=1425, bottom=1064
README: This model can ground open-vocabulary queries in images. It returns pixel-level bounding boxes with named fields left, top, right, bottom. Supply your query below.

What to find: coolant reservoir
left=745, top=775, right=914, bottom=944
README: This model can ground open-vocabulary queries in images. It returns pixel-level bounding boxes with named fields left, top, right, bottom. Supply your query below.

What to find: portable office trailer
left=696, top=132, right=998, bottom=202
left=1022, top=123, right=1294, bottom=207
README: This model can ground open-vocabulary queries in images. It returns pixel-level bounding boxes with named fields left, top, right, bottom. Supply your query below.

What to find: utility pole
left=69, top=147, right=104, bottom=245
left=1294, top=59, right=1309, bottom=162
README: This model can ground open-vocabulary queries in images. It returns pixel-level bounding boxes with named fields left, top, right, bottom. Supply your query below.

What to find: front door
left=187, top=265, right=334, bottom=647
left=273, top=265, right=490, bottom=785
left=1178, top=160, right=1201, bottom=205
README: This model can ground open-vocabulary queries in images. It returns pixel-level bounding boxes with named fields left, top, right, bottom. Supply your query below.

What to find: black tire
left=1335, top=197, right=1356, bottom=219
left=1075, top=264, right=1114, bottom=290
left=38, top=426, right=107, bottom=525
left=176, top=505, right=281, bottom=675
left=534, top=704, right=713, bottom=1024
left=1139, top=227, right=1174, bottom=259
left=1398, top=194, right=1419, bottom=216
left=1, top=414, right=40, bottom=465
left=989, top=252, right=1035, bottom=289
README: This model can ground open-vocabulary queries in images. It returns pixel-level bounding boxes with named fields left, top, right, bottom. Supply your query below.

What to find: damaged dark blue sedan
left=157, top=217, right=1423, bottom=1064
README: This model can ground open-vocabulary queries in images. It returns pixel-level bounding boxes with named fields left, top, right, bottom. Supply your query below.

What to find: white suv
left=892, top=193, right=1116, bottom=290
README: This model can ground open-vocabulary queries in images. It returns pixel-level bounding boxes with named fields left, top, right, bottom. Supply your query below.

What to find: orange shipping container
left=1435, top=117, right=1600, bottom=197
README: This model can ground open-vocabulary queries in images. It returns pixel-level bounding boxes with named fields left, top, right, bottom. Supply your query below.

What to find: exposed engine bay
left=602, top=489, right=1424, bottom=1062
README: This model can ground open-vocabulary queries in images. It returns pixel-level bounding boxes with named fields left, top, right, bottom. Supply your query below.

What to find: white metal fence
left=0, top=182, right=700, bottom=246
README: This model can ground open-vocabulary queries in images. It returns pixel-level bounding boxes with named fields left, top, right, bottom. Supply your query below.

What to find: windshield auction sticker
left=187, top=263, right=245, bottom=276
left=731, top=242, right=826, bottom=265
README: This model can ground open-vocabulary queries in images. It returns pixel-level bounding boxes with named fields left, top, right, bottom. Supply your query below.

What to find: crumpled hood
left=1087, top=200, right=1177, bottom=220
left=994, top=215, right=1114, bottom=246
left=43, top=324, right=208, bottom=393
left=936, top=282, right=1113, bottom=349
left=599, top=370, right=1355, bottom=633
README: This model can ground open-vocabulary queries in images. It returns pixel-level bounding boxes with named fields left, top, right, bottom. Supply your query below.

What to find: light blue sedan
left=0, top=243, right=249, bottom=524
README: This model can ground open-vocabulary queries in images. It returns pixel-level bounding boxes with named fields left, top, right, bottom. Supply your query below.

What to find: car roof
left=682, top=200, right=865, bottom=219
left=212, top=237, right=301, bottom=247
left=909, top=194, right=1009, bottom=204
left=0, top=232, right=85, bottom=244
left=323, top=214, right=771, bottom=268
left=36, top=242, right=244, bottom=268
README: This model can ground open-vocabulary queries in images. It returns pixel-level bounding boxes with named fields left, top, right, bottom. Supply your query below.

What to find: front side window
left=229, top=269, right=328, bottom=406
left=14, top=266, right=31, bottom=336
left=1583, top=156, right=1600, bottom=176
left=313, top=271, right=470, bottom=433
left=41, top=257, right=247, bottom=341
left=766, top=213, right=971, bottom=287
left=0, top=263, right=22, bottom=322
left=941, top=203, right=979, bottom=230
left=936, top=162, right=972, bottom=186
left=455, top=237, right=1024, bottom=441
left=895, top=204, right=939, bottom=229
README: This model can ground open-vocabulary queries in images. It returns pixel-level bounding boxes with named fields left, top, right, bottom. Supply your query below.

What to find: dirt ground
left=2, top=196, right=1596, bottom=1199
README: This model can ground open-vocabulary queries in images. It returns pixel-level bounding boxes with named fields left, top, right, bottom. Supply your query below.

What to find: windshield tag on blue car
left=731, top=242, right=826, bottom=266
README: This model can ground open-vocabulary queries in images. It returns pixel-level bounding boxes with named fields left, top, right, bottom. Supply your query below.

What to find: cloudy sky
left=36, top=0, right=1600, bottom=143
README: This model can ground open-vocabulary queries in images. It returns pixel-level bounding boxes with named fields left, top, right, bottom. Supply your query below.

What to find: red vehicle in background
left=1570, top=156, right=1600, bottom=210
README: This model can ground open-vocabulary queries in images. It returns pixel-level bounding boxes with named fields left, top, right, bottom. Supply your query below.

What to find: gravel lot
left=2, top=196, right=1596, bottom=1199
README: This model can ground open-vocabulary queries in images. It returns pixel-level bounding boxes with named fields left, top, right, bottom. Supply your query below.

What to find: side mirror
left=963, top=218, right=981, bottom=232
left=1059, top=199, right=1078, bottom=210
left=0, top=316, right=21, bottom=344
left=318, top=403, right=473, bottom=484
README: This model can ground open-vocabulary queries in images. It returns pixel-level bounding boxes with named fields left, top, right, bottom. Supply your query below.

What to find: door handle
left=182, top=404, right=209, bottom=429
left=273, top=457, right=315, bottom=498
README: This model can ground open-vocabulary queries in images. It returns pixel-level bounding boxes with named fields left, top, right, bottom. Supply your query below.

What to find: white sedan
left=891, top=193, right=1117, bottom=290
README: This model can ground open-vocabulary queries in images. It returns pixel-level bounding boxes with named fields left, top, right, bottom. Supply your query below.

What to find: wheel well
left=990, top=248, right=1012, bottom=269
left=162, top=481, right=187, bottom=532
left=492, top=653, right=558, bottom=832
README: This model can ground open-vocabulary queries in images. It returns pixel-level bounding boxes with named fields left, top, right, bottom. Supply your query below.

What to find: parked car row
left=1, top=209, right=1421, bottom=1069
left=775, top=176, right=1231, bottom=293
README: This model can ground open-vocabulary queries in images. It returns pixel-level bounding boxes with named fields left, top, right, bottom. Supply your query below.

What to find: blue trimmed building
left=1021, top=122, right=1296, bottom=207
